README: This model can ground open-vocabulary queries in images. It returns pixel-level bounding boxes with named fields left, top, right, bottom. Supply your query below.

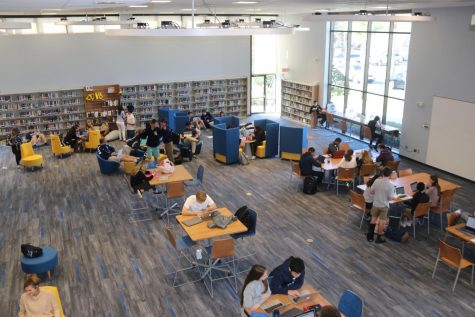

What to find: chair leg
left=471, top=265, right=474, bottom=286
left=413, top=221, right=416, bottom=240
left=427, top=216, right=430, bottom=237
left=359, top=212, right=365, bottom=229
left=453, top=267, right=462, bottom=292
left=432, top=252, right=440, bottom=279
left=440, top=213, right=444, bottom=232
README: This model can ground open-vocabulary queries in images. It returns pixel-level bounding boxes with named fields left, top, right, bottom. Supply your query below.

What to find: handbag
left=21, top=244, right=43, bottom=258
left=157, top=158, right=175, bottom=174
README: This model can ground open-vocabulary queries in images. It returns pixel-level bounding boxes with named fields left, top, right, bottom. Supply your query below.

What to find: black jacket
left=269, top=256, right=305, bottom=294
left=299, top=152, right=321, bottom=176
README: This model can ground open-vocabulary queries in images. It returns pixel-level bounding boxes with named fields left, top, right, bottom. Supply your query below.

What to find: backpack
left=21, top=244, right=43, bottom=258
left=130, top=171, right=153, bottom=193
left=235, top=206, right=252, bottom=230
left=303, top=176, right=318, bottom=195
left=385, top=217, right=409, bottom=243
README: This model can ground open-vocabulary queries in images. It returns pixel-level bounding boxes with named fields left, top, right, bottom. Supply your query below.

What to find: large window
left=328, top=20, right=411, bottom=129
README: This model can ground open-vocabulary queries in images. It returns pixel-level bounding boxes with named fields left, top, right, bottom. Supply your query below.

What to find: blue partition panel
left=213, top=123, right=240, bottom=165
left=265, top=122, right=280, bottom=157
left=174, top=114, right=189, bottom=134
left=214, top=116, right=240, bottom=129
left=280, top=126, right=306, bottom=160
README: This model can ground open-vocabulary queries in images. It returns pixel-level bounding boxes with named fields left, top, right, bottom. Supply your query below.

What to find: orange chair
left=385, top=160, right=400, bottom=173
left=339, top=142, right=350, bottom=152
left=203, top=239, right=237, bottom=298
left=431, top=189, right=456, bottom=231
left=432, top=239, right=474, bottom=292
left=349, top=190, right=366, bottom=228
left=359, top=164, right=376, bottom=183
left=444, top=212, right=462, bottom=241
left=288, top=161, right=304, bottom=191
left=322, top=147, right=329, bottom=155
left=340, top=120, right=348, bottom=135
left=161, top=182, right=185, bottom=224
left=412, top=202, right=431, bottom=239
left=336, top=167, right=356, bottom=195
left=399, top=168, right=413, bottom=177
left=363, top=126, right=372, bottom=142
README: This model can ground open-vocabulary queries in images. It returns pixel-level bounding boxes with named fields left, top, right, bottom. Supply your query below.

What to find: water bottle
left=195, top=248, right=202, bottom=260
left=272, top=309, right=280, bottom=317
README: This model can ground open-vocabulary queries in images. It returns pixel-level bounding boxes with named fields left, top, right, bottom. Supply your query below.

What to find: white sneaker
left=401, top=220, right=407, bottom=228
left=407, top=220, right=412, bottom=227
left=251, top=156, right=256, bottom=160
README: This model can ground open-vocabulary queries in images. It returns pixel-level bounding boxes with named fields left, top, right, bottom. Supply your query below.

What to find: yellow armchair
left=50, top=135, right=72, bottom=158
left=85, top=130, right=101, bottom=152
left=256, top=140, right=266, bottom=158
left=40, top=286, right=66, bottom=317
left=20, top=142, right=44, bottom=169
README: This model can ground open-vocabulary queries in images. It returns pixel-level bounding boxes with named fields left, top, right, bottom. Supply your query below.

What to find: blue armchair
left=96, top=152, right=120, bottom=174
left=214, top=116, right=240, bottom=129
left=254, top=119, right=280, bottom=158
left=213, top=123, right=240, bottom=165
left=279, top=125, right=308, bottom=161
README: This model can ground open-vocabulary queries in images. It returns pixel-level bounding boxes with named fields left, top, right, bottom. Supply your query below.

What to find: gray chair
left=123, top=175, right=152, bottom=223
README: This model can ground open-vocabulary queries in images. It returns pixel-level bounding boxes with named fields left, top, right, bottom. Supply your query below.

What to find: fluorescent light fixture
left=56, top=20, right=140, bottom=26
left=0, top=22, right=32, bottom=29
left=106, top=27, right=294, bottom=37
left=181, top=8, right=197, bottom=11
left=233, top=1, right=258, bottom=3
left=471, top=14, right=475, bottom=26
left=151, top=1, right=171, bottom=2
left=303, top=14, right=434, bottom=22
left=129, top=5, right=148, bottom=8
left=41, top=9, right=63, bottom=11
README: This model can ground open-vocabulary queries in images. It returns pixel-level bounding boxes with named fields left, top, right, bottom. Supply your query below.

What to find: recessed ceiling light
left=181, top=8, right=197, bottom=11
left=129, top=5, right=148, bottom=8
left=151, top=0, right=171, bottom=2
left=41, top=9, right=63, bottom=11
left=245, top=8, right=261, bottom=11
left=233, top=1, right=258, bottom=4
left=316, top=9, right=330, bottom=12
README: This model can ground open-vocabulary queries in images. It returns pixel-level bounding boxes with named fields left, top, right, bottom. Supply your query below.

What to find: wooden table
left=148, top=165, right=193, bottom=186
left=446, top=223, right=475, bottom=255
left=248, top=285, right=344, bottom=316
left=176, top=207, right=248, bottom=242
left=357, top=172, right=461, bottom=194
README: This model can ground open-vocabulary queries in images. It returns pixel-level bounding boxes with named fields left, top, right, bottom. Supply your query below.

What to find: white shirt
left=371, top=177, right=394, bottom=208
left=126, top=113, right=136, bottom=130
left=338, top=157, right=357, bottom=168
left=363, top=186, right=374, bottom=203
left=183, top=195, right=215, bottom=212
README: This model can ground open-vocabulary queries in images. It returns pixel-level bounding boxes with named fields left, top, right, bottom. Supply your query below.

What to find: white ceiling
left=1, top=0, right=475, bottom=15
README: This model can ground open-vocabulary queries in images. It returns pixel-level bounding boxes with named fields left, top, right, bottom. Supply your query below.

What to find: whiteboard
left=426, top=96, right=475, bottom=181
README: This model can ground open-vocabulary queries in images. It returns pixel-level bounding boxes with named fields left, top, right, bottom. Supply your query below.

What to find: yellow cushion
left=281, top=152, right=301, bottom=161
left=40, top=286, right=66, bottom=317
left=21, top=154, right=44, bottom=167
left=256, top=142, right=266, bottom=158
left=123, top=162, right=138, bottom=175
left=215, top=153, right=227, bottom=163
left=85, top=130, right=100, bottom=149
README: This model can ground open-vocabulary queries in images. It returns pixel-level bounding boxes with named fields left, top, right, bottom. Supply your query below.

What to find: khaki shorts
left=372, top=206, right=388, bottom=220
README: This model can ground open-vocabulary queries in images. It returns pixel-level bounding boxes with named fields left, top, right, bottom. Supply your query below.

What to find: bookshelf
left=281, top=80, right=319, bottom=125
left=84, top=84, right=120, bottom=129
left=0, top=89, right=85, bottom=140
left=121, top=78, right=248, bottom=125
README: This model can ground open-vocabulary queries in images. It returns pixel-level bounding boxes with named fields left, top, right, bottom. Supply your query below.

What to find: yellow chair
left=20, top=143, right=44, bottom=169
left=84, top=130, right=101, bottom=152
left=50, top=135, right=72, bottom=158
left=256, top=140, right=266, bottom=158
left=40, top=286, right=66, bottom=317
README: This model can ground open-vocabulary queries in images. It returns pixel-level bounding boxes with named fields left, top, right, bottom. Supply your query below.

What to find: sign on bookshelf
left=83, top=84, right=120, bottom=128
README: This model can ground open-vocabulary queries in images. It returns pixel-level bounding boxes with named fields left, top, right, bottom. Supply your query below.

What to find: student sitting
left=269, top=256, right=305, bottom=296
left=426, top=174, right=441, bottom=207
left=201, top=111, right=214, bottom=129
left=357, top=150, right=373, bottom=167
left=25, top=126, right=47, bottom=147
left=250, top=126, right=266, bottom=159
left=299, top=147, right=324, bottom=185
left=63, top=124, right=84, bottom=152
left=181, top=121, right=200, bottom=154
left=240, top=265, right=271, bottom=317
left=320, top=305, right=341, bottom=317
left=19, top=275, right=60, bottom=317
left=189, top=111, right=206, bottom=130
left=181, top=191, right=217, bottom=216
left=97, top=138, right=142, bottom=164
left=327, top=137, right=342, bottom=155
left=375, top=144, right=394, bottom=166
left=100, top=122, right=110, bottom=137
left=338, top=149, right=357, bottom=168
left=401, top=182, right=430, bottom=227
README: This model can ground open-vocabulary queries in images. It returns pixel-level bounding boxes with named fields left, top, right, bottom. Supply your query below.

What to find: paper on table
left=470, top=238, right=475, bottom=244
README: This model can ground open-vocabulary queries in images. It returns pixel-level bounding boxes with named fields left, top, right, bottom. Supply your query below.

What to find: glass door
left=251, top=74, right=276, bottom=114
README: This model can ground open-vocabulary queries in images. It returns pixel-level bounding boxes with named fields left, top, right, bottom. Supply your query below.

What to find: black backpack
left=303, top=176, right=318, bottom=195
left=21, top=244, right=43, bottom=258
left=235, top=206, right=252, bottom=230
left=130, top=171, right=153, bottom=192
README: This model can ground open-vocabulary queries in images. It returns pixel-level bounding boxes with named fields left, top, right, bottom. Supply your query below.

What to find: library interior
left=1, top=1, right=475, bottom=316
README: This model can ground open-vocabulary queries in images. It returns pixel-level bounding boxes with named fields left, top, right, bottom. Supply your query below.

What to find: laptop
left=182, top=210, right=220, bottom=227
left=292, top=292, right=320, bottom=305
left=460, top=216, right=475, bottom=235
left=293, top=311, right=315, bottom=317
left=331, top=150, right=345, bottom=159
left=410, top=181, right=418, bottom=193
left=280, top=308, right=304, bottom=317
left=395, top=186, right=407, bottom=198
left=262, top=299, right=284, bottom=314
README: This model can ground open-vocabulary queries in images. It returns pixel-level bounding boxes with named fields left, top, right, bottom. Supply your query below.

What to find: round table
left=21, top=246, right=58, bottom=280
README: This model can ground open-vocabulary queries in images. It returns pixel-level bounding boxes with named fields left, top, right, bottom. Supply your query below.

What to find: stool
left=21, top=247, right=58, bottom=280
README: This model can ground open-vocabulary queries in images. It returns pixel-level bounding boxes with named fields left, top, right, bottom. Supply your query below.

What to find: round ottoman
left=21, top=247, right=58, bottom=280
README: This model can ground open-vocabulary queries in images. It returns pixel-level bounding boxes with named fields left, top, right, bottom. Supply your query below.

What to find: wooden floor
left=1, top=114, right=474, bottom=317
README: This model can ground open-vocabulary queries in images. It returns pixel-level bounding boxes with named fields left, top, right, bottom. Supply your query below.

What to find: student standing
left=142, top=119, right=161, bottom=161
left=125, top=106, right=136, bottom=140
left=6, top=127, right=23, bottom=168
left=363, top=175, right=380, bottom=221
left=116, top=105, right=126, bottom=141
left=158, top=119, right=174, bottom=163
left=269, top=256, right=305, bottom=296
left=368, top=116, right=383, bottom=151
left=19, top=275, right=59, bottom=317
left=240, top=265, right=271, bottom=317
left=367, top=167, right=395, bottom=243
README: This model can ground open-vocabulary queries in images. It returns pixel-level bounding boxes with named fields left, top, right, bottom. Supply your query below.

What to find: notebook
left=182, top=217, right=203, bottom=227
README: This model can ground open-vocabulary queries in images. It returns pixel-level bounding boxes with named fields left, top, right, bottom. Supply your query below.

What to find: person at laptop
left=269, top=256, right=305, bottom=296
left=375, top=144, right=394, bottom=167
left=367, top=167, right=395, bottom=243
left=97, top=138, right=142, bottom=164
left=320, top=305, right=341, bottom=317
left=327, top=138, right=341, bottom=156
left=299, top=147, right=324, bottom=187
left=181, top=121, right=200, bottom=155
left=338, top=149, right=357, bottom=168
left=240, top=264, right=271, bottom=317
left=426, top=174, right=441, bottom=208
left=182, top=191, right=217, bottom=217
left=401, top=182, right=429, bottom=227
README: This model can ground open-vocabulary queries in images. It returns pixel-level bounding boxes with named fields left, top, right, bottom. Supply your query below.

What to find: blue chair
left=338, top=290, right=363, bottom=317
left=185, top=165, right=204, bottom=187
left=21, top=246, right=58, bottom=280
left=96, top=152, right=120, bottom=174
left=231, top=209, right=257, bottom=266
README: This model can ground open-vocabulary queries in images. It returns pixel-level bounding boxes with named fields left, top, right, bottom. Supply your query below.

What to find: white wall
left=401, top=6, right=475, bottom=163
left=0, top=34, right=251, bottom=94
left=277, top=15, right=327, bottom=103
